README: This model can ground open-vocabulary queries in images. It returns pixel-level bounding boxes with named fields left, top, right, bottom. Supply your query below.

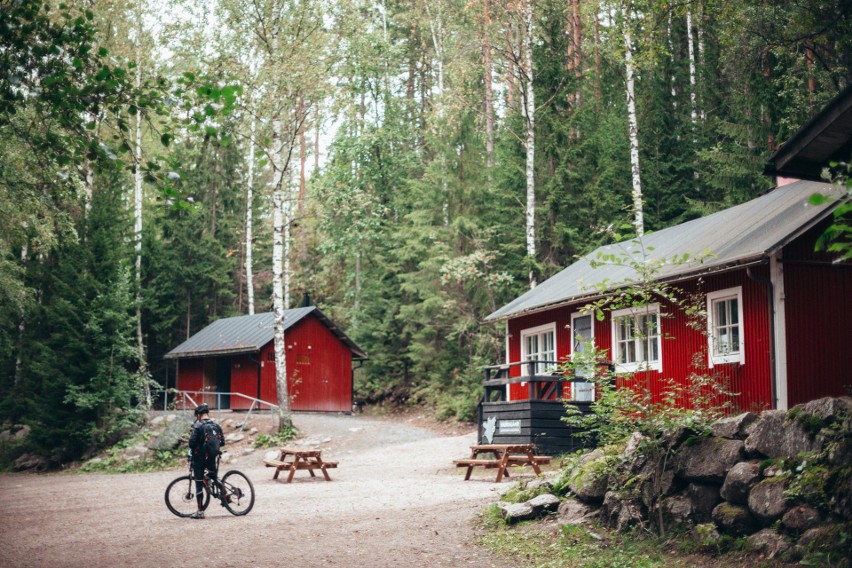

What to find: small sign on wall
left=498, top=419, right=521, bottom=435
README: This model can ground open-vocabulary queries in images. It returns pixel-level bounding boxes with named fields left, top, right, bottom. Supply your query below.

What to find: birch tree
left=523, top=0, right=537, bottom=287
left=623, top=5, right=644, bottom=236
left=218, top=0, right=326, bottom=429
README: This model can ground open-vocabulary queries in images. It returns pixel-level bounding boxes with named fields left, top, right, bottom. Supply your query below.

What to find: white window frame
left=570, top=311, right=596, bottom=401
left=610, top=303, right=662, bottom=373
left=706, top=287, right=745, bottom=366
left=520, top=322, right=557, bottom=377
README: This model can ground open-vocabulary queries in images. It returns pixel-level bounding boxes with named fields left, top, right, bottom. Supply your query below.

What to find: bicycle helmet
left=194, top=403, right=210, bottom=416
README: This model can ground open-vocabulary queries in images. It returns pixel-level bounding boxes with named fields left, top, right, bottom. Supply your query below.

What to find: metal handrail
left=159, top=389, right=280, bottom=431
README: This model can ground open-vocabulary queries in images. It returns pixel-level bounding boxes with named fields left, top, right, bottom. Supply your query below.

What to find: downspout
left=747, top=266, right=777, bottom=409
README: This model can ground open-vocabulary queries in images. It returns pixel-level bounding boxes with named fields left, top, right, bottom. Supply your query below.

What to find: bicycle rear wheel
left=220, top=470, right=255, bottom=516
left=164, top=475, right=210, bottom=518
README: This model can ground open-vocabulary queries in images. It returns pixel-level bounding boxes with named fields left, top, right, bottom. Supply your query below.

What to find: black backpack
left=200, top=420, right=224, bottom=458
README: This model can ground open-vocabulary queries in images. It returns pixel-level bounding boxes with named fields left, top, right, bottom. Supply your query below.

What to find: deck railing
left=482, top=360, right=613, bottom=403
left=156, top=388, right=280, bottom=431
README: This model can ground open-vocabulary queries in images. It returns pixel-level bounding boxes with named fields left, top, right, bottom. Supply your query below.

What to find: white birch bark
left=667, top=12, right=677, bottom=108
left=624, top=11, right=644, bottom=237
left=524, top=0, right=537, bottom=288
left=271, top=167, right=290, bottom=423
left=133, top=0, right=150, bottom=407
left=483, top=0, right=495, bottom=173
left=284, top=166, right=293, bottom=311
left=269, top=23, right=291, bottom=427
left=686, top=10, right=697, bottom=129
left=245, top=94, right=257, bottom=315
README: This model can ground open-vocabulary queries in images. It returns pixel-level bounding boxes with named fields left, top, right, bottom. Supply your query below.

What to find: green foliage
left=252, top=424, right=299, bottom=449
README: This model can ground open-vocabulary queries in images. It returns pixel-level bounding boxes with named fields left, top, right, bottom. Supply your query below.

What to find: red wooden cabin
left=165, top=307, right=367, bottom=413
left=486, top=180, right=850, bottom=415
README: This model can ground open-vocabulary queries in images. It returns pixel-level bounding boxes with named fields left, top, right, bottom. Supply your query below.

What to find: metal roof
left=764, top=85, right=852, bottom=181
left=164, top=307, right=368, bottom=360
left=486, top=180, right=844, bottom=322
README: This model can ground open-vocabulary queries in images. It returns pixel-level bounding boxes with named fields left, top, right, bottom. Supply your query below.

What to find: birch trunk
left=245, top=94, right=257, bottom=315
left=271, top=158, right=291, bottom=426
left=686, top=10, right=698, bottom=129
left=133, top=0, right=150, bottom=407
left=483, top=0, right=495, bottom=172
left=524, top=0, right=536, bottom=288
left=624, top=12, right=644, bottom=237
left=687, top=9, right=699, bottom=186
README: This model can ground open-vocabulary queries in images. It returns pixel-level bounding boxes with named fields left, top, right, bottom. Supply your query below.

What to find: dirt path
left=0, top=413, right=517, bottom=568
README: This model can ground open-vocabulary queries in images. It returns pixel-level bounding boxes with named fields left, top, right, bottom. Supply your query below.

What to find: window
left=570, top=312, right=595, bottom=401
left=707, top=287, right=744, bottom=366
left=611, top=304, right=662, bottom=373
left=520, top=323, right=556, bottom=376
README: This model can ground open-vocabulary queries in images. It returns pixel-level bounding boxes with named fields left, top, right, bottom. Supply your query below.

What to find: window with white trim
left=707, top=287, right=744, bottom=366
left=611, top=304, right=662, bottom=373
left=520, top=323, right=556, bottom=376
left=570, top=312, right=596, bottom=401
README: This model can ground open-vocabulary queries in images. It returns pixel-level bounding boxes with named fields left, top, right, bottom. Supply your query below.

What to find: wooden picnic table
left=453, top=443, right=552, bottom=482
left=264, top=447, right=338, bottom=483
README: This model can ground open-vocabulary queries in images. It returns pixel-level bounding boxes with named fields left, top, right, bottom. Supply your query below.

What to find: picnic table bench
left=265, top=447, right=338, bottom=483
left=454, top=443, right=552, bottom=482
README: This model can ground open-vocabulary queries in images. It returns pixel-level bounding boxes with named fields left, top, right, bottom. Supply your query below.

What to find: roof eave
left=164, top=346, right=261, bottom=360
left=484, top=255, right=772, bottom=324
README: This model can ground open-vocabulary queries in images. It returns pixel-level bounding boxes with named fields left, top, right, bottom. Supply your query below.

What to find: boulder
left=600, top=491, right=644, bottom=532
left=712, top=412, right=758, bottom=440
left=744, top=410, right=821, bottom=459
left=801, top=397, right=852, bottom=423
left=720, top=461, right=761, bottom=504
left=524, top=478, right=554, bottom=493
left=675, top=436, right=744, bottom=484
left=687, top=483, right=722, bottom=523
left=225, top=432, right=245, bottom=443
left=748, top=478, right=790, bottom=524
left=499, top=501, right=536, bottom=523
left=796, top=523, right=848, bottom=553
left=782, top=505, right=821, bottom=532
left=694, top=523, right=724, bottom=551
left=527, top=493, right=560, bottom=515
left=147, top=414, right=192, bottom=451
left=712, top=502, right=759, bottom=536
left=660, top=495, right=693, bottom=527
left=13, top=453, right=51, bottom=472
left=557, top=499, right=597, bottom=525
left=747, top=528, right=790, bottom=559
left=568, top=449, right=610, bottom=503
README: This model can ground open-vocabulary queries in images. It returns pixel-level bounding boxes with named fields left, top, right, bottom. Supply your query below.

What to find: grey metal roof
left=164, top=307, right=368, bottom=359
left=486, top=180, right=844, bottom=322
left=765, top=85, right=852, bottom=181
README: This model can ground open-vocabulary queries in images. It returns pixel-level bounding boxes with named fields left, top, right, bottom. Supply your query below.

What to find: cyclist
left=188, top=403, right=225, bottom=519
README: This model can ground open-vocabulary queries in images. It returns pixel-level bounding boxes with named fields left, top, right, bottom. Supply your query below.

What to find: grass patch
left=478, top=522, right=674, bottom=568
left=252, top=423, right=299, bottom=449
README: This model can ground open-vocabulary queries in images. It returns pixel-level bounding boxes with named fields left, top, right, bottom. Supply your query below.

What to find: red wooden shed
left=486, top=180, right=851, bottom=414
left=164, top=307, right=367, bottom=413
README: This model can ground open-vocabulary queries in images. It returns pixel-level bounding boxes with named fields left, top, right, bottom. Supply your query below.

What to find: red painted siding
left=230, top=354, right=261, bottom=410
left=176, top=313, right=354, bottom=412
left=783, top=222, right=852, bottom=406
left=505, top=267, right=775, bottom=412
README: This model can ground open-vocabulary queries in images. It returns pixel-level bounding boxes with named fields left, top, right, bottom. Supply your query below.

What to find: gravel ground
left=0, top=412, right=519, bottom=568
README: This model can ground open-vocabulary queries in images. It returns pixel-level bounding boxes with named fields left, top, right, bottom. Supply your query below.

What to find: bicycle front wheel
left=221, top=470, right=255, bottom=516
left=164, top=475, right=210, bottom=518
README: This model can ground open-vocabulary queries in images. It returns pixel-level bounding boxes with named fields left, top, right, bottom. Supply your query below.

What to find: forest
left=1, top=0, right=850, bottom=465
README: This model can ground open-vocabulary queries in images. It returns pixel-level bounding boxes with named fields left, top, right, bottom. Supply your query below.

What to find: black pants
left=192, top=455, right=218, bottom=505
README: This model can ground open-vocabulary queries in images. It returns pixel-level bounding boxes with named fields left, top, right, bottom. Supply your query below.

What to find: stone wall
left=555, top=397, right=852, bottom=560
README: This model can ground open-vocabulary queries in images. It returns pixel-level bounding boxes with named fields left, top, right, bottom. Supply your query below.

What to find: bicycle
left=164, top=452, right=255, bottom=517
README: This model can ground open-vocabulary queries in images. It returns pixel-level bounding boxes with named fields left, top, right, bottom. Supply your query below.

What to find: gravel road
left=0, top=413, right=513, bottom=568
